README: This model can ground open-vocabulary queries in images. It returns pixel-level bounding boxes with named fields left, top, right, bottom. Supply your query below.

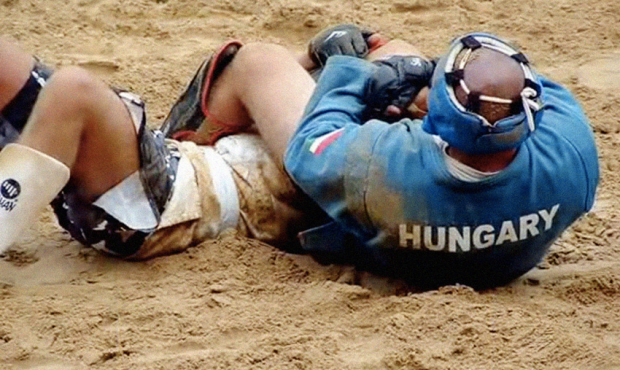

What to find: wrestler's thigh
left=207, top=43, right=315, bottom=164
left=0, top=37, right=34, bottom=109
left=366, top=39, right=427, bottom=61
left=20, top=67, right=140, bottom=199
left=71, top=87, right=140, bottom=199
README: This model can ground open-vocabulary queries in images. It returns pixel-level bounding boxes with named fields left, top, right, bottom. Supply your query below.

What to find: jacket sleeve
left=284, top=56, right=383, bottom=238
left=536, top=75, right=599, bottom=211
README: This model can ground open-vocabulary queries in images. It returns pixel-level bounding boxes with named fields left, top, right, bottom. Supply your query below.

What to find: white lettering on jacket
left=398, top=204, right=560, bottom=252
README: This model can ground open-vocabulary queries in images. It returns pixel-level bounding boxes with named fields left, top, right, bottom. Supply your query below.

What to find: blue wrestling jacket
left=284, top=56, right=599, bottom=288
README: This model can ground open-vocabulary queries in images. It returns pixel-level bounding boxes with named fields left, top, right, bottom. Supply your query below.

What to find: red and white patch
left=309, top=128, right=344, bottom=155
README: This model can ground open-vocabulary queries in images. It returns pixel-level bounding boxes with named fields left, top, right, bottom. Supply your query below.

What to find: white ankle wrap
left=0, top=144, right=70, bottom=252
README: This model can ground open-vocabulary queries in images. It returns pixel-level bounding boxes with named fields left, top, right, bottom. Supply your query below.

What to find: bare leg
left=18, top=66, right=140, bottom=201
left=366, top=39, right=426, bottom=62
left=0, top=65, right=140, bottom=249
left=202, top=39, right=430, bottom=164
left=200, top=43, right=316, bottom=166
left=0, top=36, right=35, bottom=110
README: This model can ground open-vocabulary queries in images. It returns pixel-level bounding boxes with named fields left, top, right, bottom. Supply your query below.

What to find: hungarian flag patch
left=308, top=128, right=344, bottom=155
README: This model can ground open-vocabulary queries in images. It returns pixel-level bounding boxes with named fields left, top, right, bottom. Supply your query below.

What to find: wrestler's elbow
left=283, top=141, right=305, bottom=183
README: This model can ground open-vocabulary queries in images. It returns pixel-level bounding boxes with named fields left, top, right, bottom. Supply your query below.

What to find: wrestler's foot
left=160, top=40, right=243, bottom=143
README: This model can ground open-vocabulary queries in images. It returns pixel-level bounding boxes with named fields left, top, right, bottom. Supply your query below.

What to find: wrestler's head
left=422, top=33, right=542, bottom=154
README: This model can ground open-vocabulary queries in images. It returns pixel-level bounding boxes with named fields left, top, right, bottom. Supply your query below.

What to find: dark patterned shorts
left=51, top=91, right=180, bottom=257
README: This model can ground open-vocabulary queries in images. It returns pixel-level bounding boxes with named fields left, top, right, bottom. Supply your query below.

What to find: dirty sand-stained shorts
left=51, top=88, right=311, bottom=259
left=133, top=133, right=315, bottom=259
left=214, top=134, right=315, bottom=248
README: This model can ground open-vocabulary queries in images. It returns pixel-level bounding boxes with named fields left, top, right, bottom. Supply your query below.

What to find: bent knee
left=232, top=42, right=295, bottom=75
left=44, top=66, right=106, bottom=109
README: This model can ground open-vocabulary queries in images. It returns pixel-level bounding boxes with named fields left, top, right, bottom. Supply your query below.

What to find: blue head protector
left=422, top=33, right=543, bottom=154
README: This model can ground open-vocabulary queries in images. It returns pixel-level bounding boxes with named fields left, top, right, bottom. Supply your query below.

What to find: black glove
left=365, top=56, right=436, bottom=121
left=308, top=24, right=374, bottom=66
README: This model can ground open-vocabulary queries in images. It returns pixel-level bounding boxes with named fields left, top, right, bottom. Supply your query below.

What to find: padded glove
left=365, top=56, right=435, bottom=121
left=308, top=24, right=374, bottom=66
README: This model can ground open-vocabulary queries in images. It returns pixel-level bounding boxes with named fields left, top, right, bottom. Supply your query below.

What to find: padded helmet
left=422, top=33, right=543, bottom=154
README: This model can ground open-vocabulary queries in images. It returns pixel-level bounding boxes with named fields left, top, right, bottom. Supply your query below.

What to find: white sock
left=0, top=144, right=70, bottom=252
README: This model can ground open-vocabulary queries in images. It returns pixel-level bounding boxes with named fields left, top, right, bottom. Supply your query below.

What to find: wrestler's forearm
left=285, top=56, right=375, bottom=222
left=297, top=37, right=431, bottom=117
left=297, top=51, right=318, bottom=72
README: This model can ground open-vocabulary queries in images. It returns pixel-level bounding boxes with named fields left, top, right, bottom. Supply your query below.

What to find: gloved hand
left=308, top=24, right=374, bottom=66
left=365, top=55, right=436, bottom=121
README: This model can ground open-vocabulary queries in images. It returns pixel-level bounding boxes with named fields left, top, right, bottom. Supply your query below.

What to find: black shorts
left=0, top=61, right=52, bottom=147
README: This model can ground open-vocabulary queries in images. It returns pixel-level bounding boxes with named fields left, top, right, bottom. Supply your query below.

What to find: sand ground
left=1, top=0, right=620, bottom=369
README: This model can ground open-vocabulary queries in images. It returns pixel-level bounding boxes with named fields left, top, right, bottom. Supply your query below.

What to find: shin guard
left=0, top=144, right=70, bottom=252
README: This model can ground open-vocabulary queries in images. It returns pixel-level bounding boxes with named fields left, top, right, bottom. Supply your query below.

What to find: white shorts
left=127, top=133, right=315, bottom=259
left=57, top=90, right=316, bottom=259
